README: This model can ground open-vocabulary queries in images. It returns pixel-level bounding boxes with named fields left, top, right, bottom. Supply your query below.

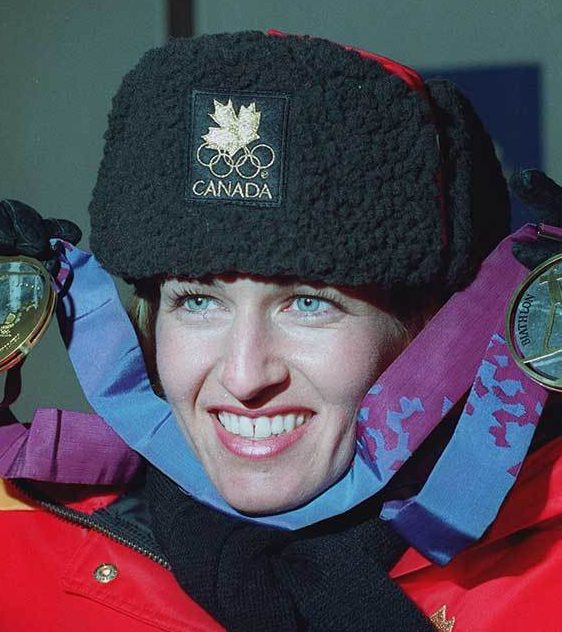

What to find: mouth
left=216, top=411, right=311, bottom=440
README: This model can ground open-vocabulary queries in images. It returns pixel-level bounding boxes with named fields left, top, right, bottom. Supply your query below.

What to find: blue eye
left=183, top=296, right=213, bottom=311
left=294, top=296, right=326, bottom=313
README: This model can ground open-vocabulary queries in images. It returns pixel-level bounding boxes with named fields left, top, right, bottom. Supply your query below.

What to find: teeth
left=217, top=412, right=310, bottom=440
left=254, top=416, right=271, bottom=439
left=239, top=416, right=253, bottom=437
left=283, top=415, right=296, bottom=433
left=271, top=415, right=284, bottom=435
left=222, top=413, right=232, bottom=432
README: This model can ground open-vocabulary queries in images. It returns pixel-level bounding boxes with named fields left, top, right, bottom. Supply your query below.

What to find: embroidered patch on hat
left=187, top=91, right=289, bottom=206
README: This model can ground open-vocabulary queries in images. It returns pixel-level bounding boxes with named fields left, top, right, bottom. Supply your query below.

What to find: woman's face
left=156, top=276, right=405, bottom=514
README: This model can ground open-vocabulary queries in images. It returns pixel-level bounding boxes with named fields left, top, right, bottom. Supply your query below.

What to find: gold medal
left=506, top=252, right=562, bottom=391
left=0, top=255, right=56, bottom=372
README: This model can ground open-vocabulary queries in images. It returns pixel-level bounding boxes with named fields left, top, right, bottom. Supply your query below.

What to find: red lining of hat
left=267, top=29, right=426, bottom=94
left=267, top=29, right=448, bottom=251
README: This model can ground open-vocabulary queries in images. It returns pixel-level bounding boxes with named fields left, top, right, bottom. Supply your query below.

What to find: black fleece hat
left=89, top=31, right=509, bottom=289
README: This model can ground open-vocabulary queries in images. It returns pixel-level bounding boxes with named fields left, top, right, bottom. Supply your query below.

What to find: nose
left=218, top=313, right=289, bottom=403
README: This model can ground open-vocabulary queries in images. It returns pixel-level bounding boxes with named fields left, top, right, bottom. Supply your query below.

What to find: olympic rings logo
left=196, top=142, right=275, bottom=180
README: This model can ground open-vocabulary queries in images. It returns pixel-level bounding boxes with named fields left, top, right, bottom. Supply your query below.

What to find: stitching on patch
left=186, top=90, right=290, bottom=208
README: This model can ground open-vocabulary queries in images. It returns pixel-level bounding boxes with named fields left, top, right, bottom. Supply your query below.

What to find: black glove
left=510, top=170, right=562, bottom=269
left=0, top=199, right=82, bottom=274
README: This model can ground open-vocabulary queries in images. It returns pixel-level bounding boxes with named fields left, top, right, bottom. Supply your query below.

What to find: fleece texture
left=90, top=31, right=509, bottom=289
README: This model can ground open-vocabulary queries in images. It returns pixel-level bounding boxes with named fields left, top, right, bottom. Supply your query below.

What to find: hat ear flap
left=425, top=79, right=510, bottom=288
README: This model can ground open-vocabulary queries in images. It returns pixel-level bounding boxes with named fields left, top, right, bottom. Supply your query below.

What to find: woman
left=0, top=31, right=559, bottom=631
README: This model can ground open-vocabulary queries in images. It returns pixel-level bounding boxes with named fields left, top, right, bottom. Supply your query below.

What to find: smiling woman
left=155, top=277, right=406, bottom=513
left=5, top=30, right=556, bottom=632
left=80, top=31, right=511, bottom=631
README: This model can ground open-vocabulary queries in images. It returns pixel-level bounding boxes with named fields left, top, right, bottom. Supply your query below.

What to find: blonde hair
left=129, top=281, right=161, bottom=394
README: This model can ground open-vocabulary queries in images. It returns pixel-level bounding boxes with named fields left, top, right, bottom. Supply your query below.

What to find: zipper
left=11, top=479, right=170, bottom=569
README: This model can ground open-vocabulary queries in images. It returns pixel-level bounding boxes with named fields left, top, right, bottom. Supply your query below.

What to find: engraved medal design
left=507, top=253, right=562, bottom=390
left=0, top=256, right=56, bottom=372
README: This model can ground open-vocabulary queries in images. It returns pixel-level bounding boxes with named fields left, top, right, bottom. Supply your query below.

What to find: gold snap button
left=94, top=563, right=118, bottom=584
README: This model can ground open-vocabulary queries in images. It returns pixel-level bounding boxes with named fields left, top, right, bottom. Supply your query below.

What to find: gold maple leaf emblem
left=202, top=99, right=261, bottom=157
left=430, top=605, right=455, bottom=632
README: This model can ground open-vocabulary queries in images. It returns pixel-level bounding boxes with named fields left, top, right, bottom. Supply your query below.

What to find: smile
left=217, top=411, right=310, bottom=440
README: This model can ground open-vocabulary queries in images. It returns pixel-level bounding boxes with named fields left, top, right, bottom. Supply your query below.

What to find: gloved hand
left=510, top=169, right=562, bottom=269
left=0, top=199, right=82, bottom=274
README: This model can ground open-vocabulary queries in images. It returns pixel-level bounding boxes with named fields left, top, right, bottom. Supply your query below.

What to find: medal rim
left=0, top=255, right=56, bottom=372
left=506, top=252, right=562, bottom=392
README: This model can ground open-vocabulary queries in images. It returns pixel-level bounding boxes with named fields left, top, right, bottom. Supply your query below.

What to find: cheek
left=155, top=315, right=206, bottom=403
left=312, top=323, right=403, bottom=410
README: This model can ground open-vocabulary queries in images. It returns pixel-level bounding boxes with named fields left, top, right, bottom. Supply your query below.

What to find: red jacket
left=392, top=435, right=562, bottom=631
left=2, top=436, right=562, bottom=631
left=0, top=484, right=224, bottom=631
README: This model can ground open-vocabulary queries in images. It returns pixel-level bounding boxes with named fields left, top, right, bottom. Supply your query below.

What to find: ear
left=425, top=80, right=510, bottom=288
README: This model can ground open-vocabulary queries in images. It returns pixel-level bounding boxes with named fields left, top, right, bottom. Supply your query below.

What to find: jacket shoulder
left=0, top=479, right=35, bottom=510
left=392, top=435, right=562, bottom=631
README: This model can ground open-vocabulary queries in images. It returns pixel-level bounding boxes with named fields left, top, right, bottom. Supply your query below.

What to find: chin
left=217, top=470, right=342, bottom=516
left=221, top=488, right=305, bottom=516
